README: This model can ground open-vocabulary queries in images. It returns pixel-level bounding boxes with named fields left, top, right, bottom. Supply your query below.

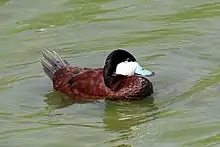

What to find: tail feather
left=40, top=50, right=69, bottom=80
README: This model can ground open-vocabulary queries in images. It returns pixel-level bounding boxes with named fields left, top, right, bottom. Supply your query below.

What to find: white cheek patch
left=115, top=61, right=138, bottom=76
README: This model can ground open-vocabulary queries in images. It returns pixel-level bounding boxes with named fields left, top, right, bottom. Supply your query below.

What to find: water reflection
left=103, top=98, right=156, bottom=132
left=44, top=91, right=101, bottom=109
left=103, top=98, right=157, bottom=146
left=44, top=90, right=158, bottom=130
left=44, top=91, right=158, bottom=146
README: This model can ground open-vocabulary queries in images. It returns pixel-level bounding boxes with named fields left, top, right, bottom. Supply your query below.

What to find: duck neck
left=103, top=64, right=114, bottom=89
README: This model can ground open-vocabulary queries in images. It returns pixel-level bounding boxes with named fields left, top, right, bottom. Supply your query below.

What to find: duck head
left=103, top=49, right=154, bottom=88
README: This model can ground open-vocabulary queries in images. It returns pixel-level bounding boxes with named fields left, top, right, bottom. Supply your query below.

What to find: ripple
left=153, top=2, right=220, bottom=23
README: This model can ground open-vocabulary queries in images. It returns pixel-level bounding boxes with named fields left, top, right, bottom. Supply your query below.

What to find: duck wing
left=66, top=69, right=112, bottom=99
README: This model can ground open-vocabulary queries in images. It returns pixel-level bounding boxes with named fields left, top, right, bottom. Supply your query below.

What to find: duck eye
left=126, top=58, right=132, bottom=62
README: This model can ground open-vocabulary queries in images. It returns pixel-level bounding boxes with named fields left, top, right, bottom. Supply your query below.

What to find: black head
left=103, top=49, right=136, bottom=88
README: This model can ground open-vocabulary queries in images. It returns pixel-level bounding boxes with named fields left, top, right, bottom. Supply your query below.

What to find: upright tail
left=40, top=50, right=70, bottom=80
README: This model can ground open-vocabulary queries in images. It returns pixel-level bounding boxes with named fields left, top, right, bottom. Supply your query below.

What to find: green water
left=1, top=0, right=220, bottom=146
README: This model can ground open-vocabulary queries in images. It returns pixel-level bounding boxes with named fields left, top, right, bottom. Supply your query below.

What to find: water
left=1, top=0, right=220, bottom=146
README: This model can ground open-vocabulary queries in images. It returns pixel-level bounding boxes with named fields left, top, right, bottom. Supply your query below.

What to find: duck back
left=53, top=68, right=113, bottom=99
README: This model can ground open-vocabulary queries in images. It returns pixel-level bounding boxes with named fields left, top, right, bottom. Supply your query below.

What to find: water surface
left=1, top=0, right=220, bottom=146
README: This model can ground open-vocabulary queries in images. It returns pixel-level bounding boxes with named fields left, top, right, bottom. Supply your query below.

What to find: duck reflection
left=102, top=97, right=158, bottom=146
left=103, top=97, right=157, bottom=132
left=44, top=91, right=158, bottom=146
left=45, top=91, right=157, bottom=128
left=44, top=90, right=100, bottom=109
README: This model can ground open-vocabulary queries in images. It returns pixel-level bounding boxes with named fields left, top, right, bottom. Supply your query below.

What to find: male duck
left=40, top=49, right=154, bottom=100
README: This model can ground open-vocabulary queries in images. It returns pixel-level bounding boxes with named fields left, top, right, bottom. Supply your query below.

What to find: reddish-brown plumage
left=52, top=66, right=153, bottom=100
left=41, top=49, right=154, bottom=101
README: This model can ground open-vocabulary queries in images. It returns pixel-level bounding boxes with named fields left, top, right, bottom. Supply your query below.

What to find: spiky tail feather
left=40, top=50, right=70, bottom=80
